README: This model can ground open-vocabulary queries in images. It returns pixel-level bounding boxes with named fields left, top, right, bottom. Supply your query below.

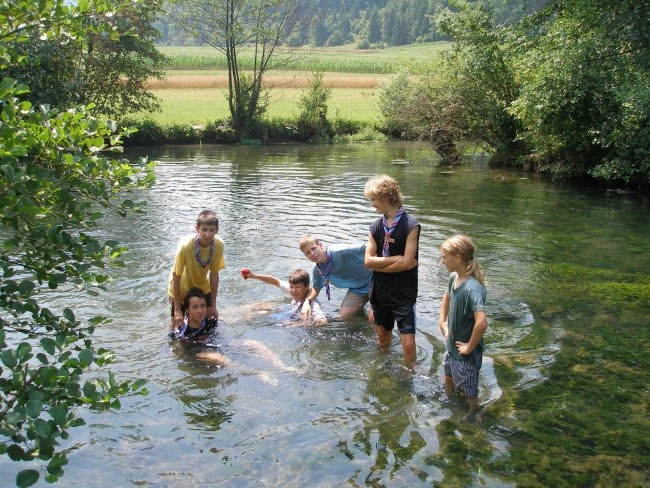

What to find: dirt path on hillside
left=147, top=72, right=389, bottom=89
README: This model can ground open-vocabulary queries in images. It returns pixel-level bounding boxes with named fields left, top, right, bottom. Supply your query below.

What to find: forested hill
left=155, top=0, right=547, bottom=48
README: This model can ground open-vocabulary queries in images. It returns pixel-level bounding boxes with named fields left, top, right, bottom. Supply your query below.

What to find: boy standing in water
left=363, top=175, right=420, bottom=364
left=168, top=210, right=225, bottom=328
left=438, top=234, right=487, bottom=418
left=298, top=235, right=373, bottom=321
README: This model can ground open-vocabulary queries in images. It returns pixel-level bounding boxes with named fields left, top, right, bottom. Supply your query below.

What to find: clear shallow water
left=3, top=142, right=649, bottom=487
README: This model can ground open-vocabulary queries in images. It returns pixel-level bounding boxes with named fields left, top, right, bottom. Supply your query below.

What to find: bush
left=297, top=72, right=333, bottom=142
left=334, top=125, right=388, bottom=143
left=121, top=117, right=167, bottom=145
left=165, top=123, right=202, bottom=144
left=203, top=119, right=237, bottom=144
left=331, top=117, right=363, bottom=136
left=357, top=39, right=370, bottom=49
left=262, top=117, right=299, bottom=141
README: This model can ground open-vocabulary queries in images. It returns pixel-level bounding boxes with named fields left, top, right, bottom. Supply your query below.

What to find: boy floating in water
left=241, top=268, right=327, bottom=325
left=170, top=287, right=294, bottom=374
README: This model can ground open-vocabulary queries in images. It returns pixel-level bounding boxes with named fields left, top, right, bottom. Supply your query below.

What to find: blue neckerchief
left=381, top=208, right=404, bottom=257
left=316, top=249, right=333, bottom=300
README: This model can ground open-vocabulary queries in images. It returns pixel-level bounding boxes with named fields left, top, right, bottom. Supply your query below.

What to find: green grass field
left=146, top=86, right=382, bottom=126
left=138, top=43, right=450, bottom=126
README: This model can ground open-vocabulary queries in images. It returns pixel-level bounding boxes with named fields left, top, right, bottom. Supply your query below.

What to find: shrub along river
left=4, top=142, right=648, bottom=487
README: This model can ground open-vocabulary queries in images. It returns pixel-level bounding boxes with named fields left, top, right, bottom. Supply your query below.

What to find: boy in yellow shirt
left=168, top=210, right=225, bottom=328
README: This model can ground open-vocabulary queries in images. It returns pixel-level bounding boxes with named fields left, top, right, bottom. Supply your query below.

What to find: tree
left=435, top=2, right=524, bottom=164
left=0, top=39, right=85, bottom=109
left=379, top=3, right=523, bottom=165
left=83, top=1, right=167, bottom=117
left=0, top=1, right=153, bottom=486
left=310, top=15, right=329, bottom=47
left=367, top=7, right=382, bottom=43
left=379, top=70, right=465, bottom=165
left=297, top=71, right=332, bottom=142
left=0, top=1, right=166, bottom=118
left=510, top=0, right=650, bottom=183
left=171, top=0, right=303, bottom=139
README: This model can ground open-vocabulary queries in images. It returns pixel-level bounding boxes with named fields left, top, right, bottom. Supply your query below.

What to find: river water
left=4, top=142, right=649, bottom=487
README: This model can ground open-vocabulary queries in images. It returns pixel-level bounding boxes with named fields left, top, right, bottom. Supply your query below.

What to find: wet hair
left=288, top=268, right=310, bottom=286
left=196, top=209, right=219, bottom=230
left=183, top=287, right=208, bottom=309
left=299, top=234, right=321, bottom=252
left=440, top=235, right=485, bottom=286
left=363, top=174, right=403, bottom=207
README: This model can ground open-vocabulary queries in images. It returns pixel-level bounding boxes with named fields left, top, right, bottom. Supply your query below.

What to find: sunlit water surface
left=3, top=142, right=649, bottom=487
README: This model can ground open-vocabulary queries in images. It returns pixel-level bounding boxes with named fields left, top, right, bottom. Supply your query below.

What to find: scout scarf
left=382, top=208, right=404, bottom=257
left=194, top=234, right=215, bottom=268
left=316, top=249, right=333, bottom=301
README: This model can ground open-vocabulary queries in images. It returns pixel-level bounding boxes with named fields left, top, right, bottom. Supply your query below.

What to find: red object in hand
left=241, top=268, right=250, bottom=279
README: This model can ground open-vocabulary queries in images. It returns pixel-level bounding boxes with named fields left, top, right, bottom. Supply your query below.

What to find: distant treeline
left=155, top=0, right=547, bottom=48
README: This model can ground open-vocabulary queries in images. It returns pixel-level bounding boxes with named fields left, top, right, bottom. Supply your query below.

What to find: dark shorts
left=169, top=293, right=212, bottom=316
left=370, top=303, right=416, bottom=334
left=444, top=350, right=482, bottom=398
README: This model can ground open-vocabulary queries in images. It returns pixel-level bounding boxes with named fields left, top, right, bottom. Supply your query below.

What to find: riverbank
left=121, top=113, right=387, bottom=146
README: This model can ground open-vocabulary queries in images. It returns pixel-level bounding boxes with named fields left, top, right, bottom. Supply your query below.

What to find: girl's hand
left=455, top=341, right=473, bottom=356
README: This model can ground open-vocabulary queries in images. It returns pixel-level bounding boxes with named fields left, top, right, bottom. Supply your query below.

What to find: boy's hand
left=207, top=305, right=218, bottom=322
left=300, top=300, right=312, bottom=318
left=174, top=310, right=184, bottom=328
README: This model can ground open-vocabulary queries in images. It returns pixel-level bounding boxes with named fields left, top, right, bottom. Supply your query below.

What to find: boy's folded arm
left=364, top=234, right=398, bottom=269
left=368, top=227, right=420, bottom=273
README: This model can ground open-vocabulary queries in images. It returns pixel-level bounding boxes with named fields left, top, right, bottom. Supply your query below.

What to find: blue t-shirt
left=311, top=243, right=372, bottom=295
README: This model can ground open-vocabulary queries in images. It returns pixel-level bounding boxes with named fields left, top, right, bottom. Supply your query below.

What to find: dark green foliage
left=1, top=1, right=166, bottom=117
left=203, top=120, right=238, bottom=144
left=156, top=0, right=540, bottom=48
left=1, top=2, right=153, bottom=485
left=511, top=0, right=650, bottom=185
left=251, top=117, right=298, bottom=142
left=0, top=40, right=85, bottom=108
left=165, top=124, right=202, bottom=144
left=83, top=1, right=167, bottom=117
left=120, top=116, right=383, bottom=145
left=379, top=0, right=650, bottom=185
left=120, top=118, right=168, bottom=145
left=331, top=117, right=364, bottom=136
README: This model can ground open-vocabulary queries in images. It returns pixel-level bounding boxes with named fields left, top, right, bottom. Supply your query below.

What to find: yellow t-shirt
left=168, top=233, right=225, bottom=298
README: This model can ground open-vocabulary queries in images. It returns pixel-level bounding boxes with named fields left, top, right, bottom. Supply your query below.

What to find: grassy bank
left=142, top=85, right=382, bottom=126
left=127, top=43, right=448, bottom=140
